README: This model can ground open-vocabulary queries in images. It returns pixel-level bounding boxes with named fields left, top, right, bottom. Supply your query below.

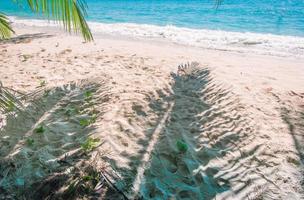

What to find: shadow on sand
left=0, top=33, right=53, bottom=45
left=274, top=92, right=304, bottom=189
left=0, top=80, right=110, bottom=199
left=103, top=66, right=274, bottom=199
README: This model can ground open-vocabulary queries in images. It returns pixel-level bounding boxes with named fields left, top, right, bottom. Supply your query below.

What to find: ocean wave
left=9, top=16, right=304, bottom=58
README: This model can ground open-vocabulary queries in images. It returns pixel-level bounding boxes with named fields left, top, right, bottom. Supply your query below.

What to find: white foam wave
left=9, top=16, right=304, bottom=58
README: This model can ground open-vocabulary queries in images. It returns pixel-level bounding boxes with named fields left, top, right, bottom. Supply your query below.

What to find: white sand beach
left=1, top=24, right=304, bottom=199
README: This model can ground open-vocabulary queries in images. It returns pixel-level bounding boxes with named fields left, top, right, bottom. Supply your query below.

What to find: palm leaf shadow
left=0, top=33, right=53, bottom=44
left=101, top=65, right=277, bottom=199
left=0, top=80, right=110, bottom=199
left=273, top=92, right=304, bottom=190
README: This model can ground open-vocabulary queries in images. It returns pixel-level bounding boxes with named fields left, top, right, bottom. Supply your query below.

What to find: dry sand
left=0, top=25, right=304, bottom=199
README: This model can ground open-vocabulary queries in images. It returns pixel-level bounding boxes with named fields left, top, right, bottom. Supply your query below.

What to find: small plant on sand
left=34, top=125, right=45, bottom=134
left=39, top=80, right=47, bottom=87
left=176, top=140, right=188, bottom=153
left=79, top=118, right=90, bottom=127
left=64, top=167, right=100, bottom=198
left=84, top=91, right=93, bottom=101
left=82, top=175, right=97, bottom=182
left=26, top=138, right=35, bottom=146
left=81, top=137, right=100, bottom=152
left=65, top=107, right=79, bottom=117
left=79, top=115, right=97, bottom=127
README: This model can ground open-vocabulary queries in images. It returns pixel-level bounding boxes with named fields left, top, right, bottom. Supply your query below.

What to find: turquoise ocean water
left=1, top=0, right=304, bottom=57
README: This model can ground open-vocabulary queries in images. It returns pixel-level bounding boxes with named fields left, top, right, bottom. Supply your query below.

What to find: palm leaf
left=24, top=0, right=93, bottom=41
left=3, top=0, right=93, bottom=41
left=0, top=82, right=24, bottom=114
left=0, top=13, right=14, bottom=40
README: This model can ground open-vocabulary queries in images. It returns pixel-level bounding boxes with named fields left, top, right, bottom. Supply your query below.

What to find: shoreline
left=8, top=15, right=304, bottom=38
left=9, top=16, right=304, bottom=59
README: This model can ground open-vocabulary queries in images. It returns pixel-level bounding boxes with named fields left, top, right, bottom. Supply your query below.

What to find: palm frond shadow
left=103, top=65, right=278, bottom=199
left=273, top=92, right=304, bottom=189
left=0, top=80, right=109, bottom=199
left=0, top=33, right=53, bottom=44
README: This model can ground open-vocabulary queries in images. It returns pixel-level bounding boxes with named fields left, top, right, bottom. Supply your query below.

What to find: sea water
left=1, top=0, right=304, bottom=57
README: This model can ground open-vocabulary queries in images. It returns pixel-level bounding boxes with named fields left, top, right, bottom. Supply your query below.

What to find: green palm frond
left=25, top=0, right=93, bottom=41
left=0, top=82, right=24, bottom=114
left=0, top=0, right=93, bottom=41
left=0, top=13, right=14, bottom=40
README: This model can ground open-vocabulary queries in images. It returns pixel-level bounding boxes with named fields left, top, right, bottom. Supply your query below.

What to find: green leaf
left=0, top=13, right=14, bottom=39
left=176, top=140, right=188, bottom=153
left=6, top=100, right=15, bottom=112
left=79, top=118, right=90, bottom=127
left=82, top=175, right=94, bottom=181
left=79, top=115, right=97, bottom=127
left=81, top=137, right=100, bottom=152
left=26, top=138, right=35, bottom=146
left=34, top=125, right=45, bottom=133
left=0, top=81, right=24, bottom=114
left=24, top=0, right=93, bottom=41
left=2, top=0, right=93, bottom=41
left=84, top=90, right=93, bottom=100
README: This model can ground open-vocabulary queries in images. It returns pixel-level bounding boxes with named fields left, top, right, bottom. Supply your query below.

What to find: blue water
left=1, top=0, right=304, bottom=37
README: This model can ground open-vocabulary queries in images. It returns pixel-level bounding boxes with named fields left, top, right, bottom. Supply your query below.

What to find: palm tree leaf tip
left=25, top=0, right=93, bottom=41
left=0, top=13, right=14, bottom=40
left=0, top=0, right=93, bottom=41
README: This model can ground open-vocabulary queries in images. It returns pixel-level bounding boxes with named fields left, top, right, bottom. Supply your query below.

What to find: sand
left=0, top=25, right=304, bottom=199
